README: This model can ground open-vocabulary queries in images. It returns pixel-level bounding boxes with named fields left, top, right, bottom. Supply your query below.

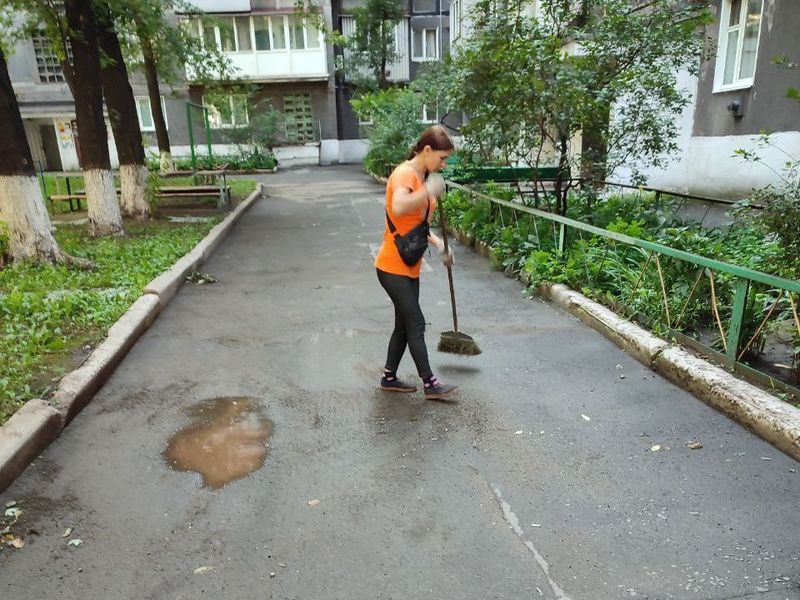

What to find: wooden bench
left=49, top=194, right=85, bottom=212
left=156, top=184, right=231, bottom=208
left=48, top=188, right=122, bottom=212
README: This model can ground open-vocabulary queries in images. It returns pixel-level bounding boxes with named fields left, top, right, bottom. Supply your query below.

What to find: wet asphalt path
left=1, top=165, right=799, bottom=600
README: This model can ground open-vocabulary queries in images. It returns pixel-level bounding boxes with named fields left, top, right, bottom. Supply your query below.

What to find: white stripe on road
left=492, top=485, right=573, bottom=600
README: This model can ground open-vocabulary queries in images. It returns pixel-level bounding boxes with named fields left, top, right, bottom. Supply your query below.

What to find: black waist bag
left=386, top=201, right=430, bottom=267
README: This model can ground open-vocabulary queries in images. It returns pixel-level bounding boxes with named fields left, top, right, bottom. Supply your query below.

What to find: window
left=451, top=0, right=462, bottom=41
left=254, top=16, right=271, bottom=50
left=235, top=17, right=253, bottom=51
left=218, top=20, right=236, bottom=52
left=203, top=22, right=217, bottom=48
left=715, top=0, right=763, bottom=90
left=412, top=0, right=437, bottom=12
left=32, top=33, right=68, bottom=83
left=306, top=22, right=321, bottom=49
left=272, top=16, right=288, bottom=50
left=412, top=28, right=438, bottom=61
left=420, top=103, right=439, bottom=124
left=284, top=94, right=315, bottom=142
left=205, top=95, right=249, bottom=128
left=135, top=96, right=168, bottom=132
left=288, top=16, right=306, bottom=49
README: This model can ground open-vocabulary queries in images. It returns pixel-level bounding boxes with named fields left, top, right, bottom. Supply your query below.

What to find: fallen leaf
left=307, top=499, right=320, bottom=507
left=616, top=364, right=623, bottom=370
left=62, top=528, right=73, bottom=538
left=4, top=501, right=17, bottom=508
left=10, top=537, right=25, bottom=549
left=5, top=507, right=22, bottom=519
left=687, top=442, right=703, bottom=450
left=650, top=445, right=662, bottom=452
left=194, top=566, right=215, bottom=575
left=67, top=538, right=83, bottom=547
left=581, top=414, right=591, bottom=422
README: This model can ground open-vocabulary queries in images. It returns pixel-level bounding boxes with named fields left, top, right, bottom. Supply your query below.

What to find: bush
left=146, top=150, right=278, bottom=172
left=352, top=88, right=425, bottom=178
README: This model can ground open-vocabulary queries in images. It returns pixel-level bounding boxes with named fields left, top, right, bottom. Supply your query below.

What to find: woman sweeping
left=375, top=125, right=458, bottom=400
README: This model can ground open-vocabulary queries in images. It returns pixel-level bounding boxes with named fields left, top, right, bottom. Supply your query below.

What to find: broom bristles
left=438, top=331, right=481, bottom=356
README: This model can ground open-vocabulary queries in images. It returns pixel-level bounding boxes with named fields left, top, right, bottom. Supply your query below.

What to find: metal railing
left=445, top=180, right=800, bottom=399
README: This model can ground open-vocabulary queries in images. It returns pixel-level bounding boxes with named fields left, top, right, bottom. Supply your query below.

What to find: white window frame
left=412, top=27, right=439, bottom=62
left=135, top=96, right=168, bottom=132
left=713, top=0, right=764, bottom=93
left=194, top=15, right=322, bottom=55
left=419, top=103, right=439, bottom=124
left=204, top=94, right=250, bottom=129
left=450, top=0, right=461, bottom=42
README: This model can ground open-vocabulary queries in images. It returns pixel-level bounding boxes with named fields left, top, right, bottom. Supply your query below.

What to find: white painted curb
left=0, top=400, right=63, bottom=492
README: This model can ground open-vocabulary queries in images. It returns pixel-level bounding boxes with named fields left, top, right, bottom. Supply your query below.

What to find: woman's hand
left=424, top=173, right=445, bottom=199
left=429, top=233, right=454, bottom=266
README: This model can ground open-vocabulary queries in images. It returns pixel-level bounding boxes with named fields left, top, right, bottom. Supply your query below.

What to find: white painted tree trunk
left=0, top=174, right=64, bottom=262
left=120, top=164, right=150, bottom=219
left=159, top=151, right=174, bottom=174
left=84, top=169, right=124, bottom=237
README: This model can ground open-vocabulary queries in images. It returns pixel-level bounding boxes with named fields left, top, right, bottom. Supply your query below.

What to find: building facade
left=614, top=0, right=800, bottom=199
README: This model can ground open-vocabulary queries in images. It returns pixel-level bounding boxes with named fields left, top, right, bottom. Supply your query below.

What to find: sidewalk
left=1, top=166, right=798, bottom=600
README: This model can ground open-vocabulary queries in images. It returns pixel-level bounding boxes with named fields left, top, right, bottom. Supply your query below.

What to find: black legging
left=376, top=268, right=433, bottom=379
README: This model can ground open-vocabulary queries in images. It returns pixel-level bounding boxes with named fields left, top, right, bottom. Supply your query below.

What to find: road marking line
left=492, top=484, right=573, bottom=600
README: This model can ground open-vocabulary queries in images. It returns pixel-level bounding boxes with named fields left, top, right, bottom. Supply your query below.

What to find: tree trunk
left=139, top=31, right=172, bottom=173
left=0, top=47, right=67, bottom=263
left=65, top=0, right=124, bottom=237
left=97, top=7, right=150, bottom=219
left=580, top=99, right=610, bottom=185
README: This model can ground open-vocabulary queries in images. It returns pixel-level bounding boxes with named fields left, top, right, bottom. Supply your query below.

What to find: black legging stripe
left=376, top=268, right=433, bottom=379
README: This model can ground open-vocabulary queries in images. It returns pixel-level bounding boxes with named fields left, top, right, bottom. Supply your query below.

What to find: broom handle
left=437, top=200, right=459, bottom=333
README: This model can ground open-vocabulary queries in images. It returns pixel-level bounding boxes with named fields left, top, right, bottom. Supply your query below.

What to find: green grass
left=0, top=219, right=219, bottom=424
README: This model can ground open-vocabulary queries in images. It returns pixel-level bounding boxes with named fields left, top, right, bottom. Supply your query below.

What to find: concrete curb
left=453, top=228, right=800, bottom=462
left=51, top=294, right=161, bottom=425
left=0, top=184, right=264, bottom=492
left=0, top=401, right=63, bottom=492
left=144, top=184, right=263, bottom=306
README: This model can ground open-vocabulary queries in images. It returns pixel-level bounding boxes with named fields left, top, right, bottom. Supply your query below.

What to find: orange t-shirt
left=375, top=163, right=436, bottom=278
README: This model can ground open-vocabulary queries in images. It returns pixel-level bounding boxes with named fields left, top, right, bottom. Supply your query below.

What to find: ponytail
left=407, top=125, right=454, bottom=162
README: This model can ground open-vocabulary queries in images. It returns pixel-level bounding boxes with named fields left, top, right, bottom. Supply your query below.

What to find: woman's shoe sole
left=379, top=386, right=417, bottom=393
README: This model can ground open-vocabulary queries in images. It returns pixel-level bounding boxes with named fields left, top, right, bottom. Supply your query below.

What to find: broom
left=436, top=200, right=481, bottom=356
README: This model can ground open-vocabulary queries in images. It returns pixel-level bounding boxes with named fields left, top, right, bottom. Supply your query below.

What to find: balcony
left=184, top=14, right=328, bottom=82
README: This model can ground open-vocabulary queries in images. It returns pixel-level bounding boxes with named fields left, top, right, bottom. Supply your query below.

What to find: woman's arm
left=392, top=184, right=430, bottom=216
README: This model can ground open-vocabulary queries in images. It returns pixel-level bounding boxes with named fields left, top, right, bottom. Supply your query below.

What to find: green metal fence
left=445, top=180, right=800, bottom=399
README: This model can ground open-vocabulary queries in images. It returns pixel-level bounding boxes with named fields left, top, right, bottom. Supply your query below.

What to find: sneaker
left=380, top=376, right=417, bottom=393
left=423, top=379, right=458, bottom=401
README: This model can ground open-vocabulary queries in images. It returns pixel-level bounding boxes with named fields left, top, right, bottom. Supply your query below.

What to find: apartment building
left=626, top=0, right=800, bottom=199
left=334, top=0, right=450, bottom=148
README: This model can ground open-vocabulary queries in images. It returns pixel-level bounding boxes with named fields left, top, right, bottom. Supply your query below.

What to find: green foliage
left=441, top=184, right=798, bottom=374
left=352, top=88, right=425, bottom=177
left=446, top=0, right=708, bottom=213
left=0, top=220, right=218, bottom=424
left=0, top=222, right=9, bottom=265
left=734, top=133, right=800, bottom=279
left=146, top=152, right=277, bottom=172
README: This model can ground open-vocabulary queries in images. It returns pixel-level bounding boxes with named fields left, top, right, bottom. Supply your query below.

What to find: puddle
left=164, top=397, right=273, bottom=489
